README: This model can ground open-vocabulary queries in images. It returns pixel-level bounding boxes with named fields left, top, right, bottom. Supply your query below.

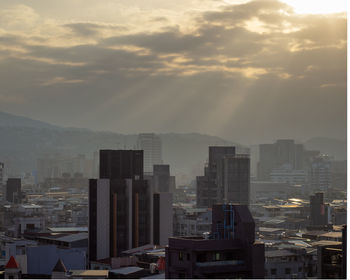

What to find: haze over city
left=0, top=0, right=346, bottom=144
left=0, top=1, right=347, bottom=279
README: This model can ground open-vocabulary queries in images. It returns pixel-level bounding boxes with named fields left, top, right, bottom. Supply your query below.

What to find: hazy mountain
left=0, top=112, right=238, bottom=181
left=0, top=112, right=345, bottom=182
left=0, top=111, right=61, bottom=130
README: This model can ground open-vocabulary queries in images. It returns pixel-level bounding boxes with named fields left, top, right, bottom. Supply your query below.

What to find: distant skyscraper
left=137, top=133, right=162, bottom=174
left=257, top=139, right=317, bottom=181
left=6, top=178, right=21, bottom=203
left=220, top=154, right=250, bottom=205
left=197, top=147, right=250, bottom=207
left=152, top=164, right=175, bottom=193
left=310, top=156, right=331, bottom=191
left=89, top=150, right=150, bottom=261
left=270, top=163, right=306, bottom=185
left=92, top=151, right=99, bottom=178
left=0, top=162, right=4, bottom=193
left=144, top=164, right=174, bottom=246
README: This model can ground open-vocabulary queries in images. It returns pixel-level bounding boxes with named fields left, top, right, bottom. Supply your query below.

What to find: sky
left=0, top=0, right=346, bottom=144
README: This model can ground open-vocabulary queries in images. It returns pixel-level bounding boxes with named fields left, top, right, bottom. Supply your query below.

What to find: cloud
left=0, top=0, right=346, bottom=143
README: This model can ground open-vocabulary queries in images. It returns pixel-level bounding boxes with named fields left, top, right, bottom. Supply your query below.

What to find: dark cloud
left=64, top=22, right=128, bottom=37
left=201, top=0, right=293, bottom=25
left=0, top=0, right=346, bottom=144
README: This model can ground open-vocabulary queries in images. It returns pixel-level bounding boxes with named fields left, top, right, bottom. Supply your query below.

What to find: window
left=285, top=268, right=291, bottom=274
left=179, top=252, right=183, bottom=261
left=271, top=269, right=276, bottom=275
left=187, top=253, right=190, bottom=261
left=215, top=253, right=221, bottom=261
left=298, top=267, right=302, bottom=272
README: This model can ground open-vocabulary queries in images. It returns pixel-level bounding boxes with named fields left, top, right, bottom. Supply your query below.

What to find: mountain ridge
left=0, top=111, right=346, bottom=181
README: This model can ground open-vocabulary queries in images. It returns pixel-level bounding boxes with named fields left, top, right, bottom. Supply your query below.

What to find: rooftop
left=52, top=258, right=67, bottom=272
left=110, top=266, right=144, bottom=275
left=69, top=270, right=109, bottom=277
left=310, top=240, right=342, bottom=247
left=5, top=256, right=19, bottom=269
left=319, top=231, right=342, bottom=239
left=55, top=232, right=88, bottom=242
left=258, top=227, right=284, bottom=233
left=265, top=250, right=299, bottom=258
left=48, top=227, right=88, bottom=233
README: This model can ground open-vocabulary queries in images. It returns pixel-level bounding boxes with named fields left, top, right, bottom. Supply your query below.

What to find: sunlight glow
left=224, top=0, right=346, bottom=14
left=280, top=0, right=346, bottom=14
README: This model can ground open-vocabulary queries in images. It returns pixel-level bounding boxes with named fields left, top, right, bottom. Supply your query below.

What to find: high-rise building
left=137, top=133, right=162, bottom=174
left=310, top=192, right=329, bottom=226
left=220, top=154, right=250, bottom=205
left=310, top=156, right=331, bottom=192
left=99, top=150, right=143, bottom=180
left=196, top=175, right=217, bottom=208
left=144, top=164, right=174, bottom=246
left=270, top=163, right=307, bottom=185
left=5, top=178, right=21, bottom=203
left=89, top=150, right=150, bottom=261
left=196, top=147, right=249, bottom=207
left=153, top=192, right=173, bottom=246
left=152, top=165, right=175, bottom=193
left=165, top=204, right=265, bottom=278
left=257, top=139, right=318, bottom=181
left=0, top=162, right=4, bottom=194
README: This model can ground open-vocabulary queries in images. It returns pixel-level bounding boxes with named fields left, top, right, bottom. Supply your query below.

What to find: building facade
left=165, top=204, right=265, bottom=279
left=6, top=178, right=21, bottom=203
left=137, top=133, right=162, bottom=174
left=89, top=150, right=150, bottom=261
left=310, top=156, right=331, bottom=192
left=197, top=147, right=250, bottom=207
left=257, top=139, right=319, bottom=181
left=153, top=193, right=173, bottom=246
left=310, top=192, right=329, bottom=226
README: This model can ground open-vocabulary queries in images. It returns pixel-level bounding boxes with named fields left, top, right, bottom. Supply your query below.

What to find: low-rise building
left=166, top=204, right=265, bottom=279
left=265, top=248, right=307, bottom=279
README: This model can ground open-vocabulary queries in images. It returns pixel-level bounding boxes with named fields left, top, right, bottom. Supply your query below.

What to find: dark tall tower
left=89, top=150, right=150, bottom=262
left=0, top=162, right=4, bottom=192
left=197, top=147, right=249, bottom=207
left=208, top=146, right=236, bottom=175
left=221, top=155, right=250, bottom=205
left=6, top=178, right=21, bottom=203
left=99, top=150, right=143, bottom=180
left=310, top=192, right=328, bottom=226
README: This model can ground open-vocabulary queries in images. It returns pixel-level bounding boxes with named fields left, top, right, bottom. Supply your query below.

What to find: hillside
left=0, top=112, right=345, bottom=182
left=0, top=112, right=238, bottom=181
